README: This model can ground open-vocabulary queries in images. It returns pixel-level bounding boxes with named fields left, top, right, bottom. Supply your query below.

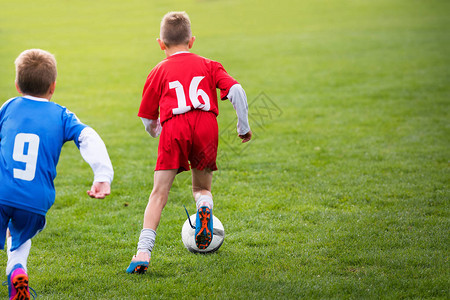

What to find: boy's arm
left=78, top=127, right=114, bottom=199
left=140, top=117, right=162, bottom=138
left=227, top=84, right=252, bottom=143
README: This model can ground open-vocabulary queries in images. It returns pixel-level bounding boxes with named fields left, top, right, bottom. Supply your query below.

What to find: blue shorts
left=0, top=205, right=46, bottom=251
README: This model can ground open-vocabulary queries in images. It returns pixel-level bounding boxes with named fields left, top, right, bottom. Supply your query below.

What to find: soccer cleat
left=8, top=264, right=30, bottom=300
left=195, top=206, right=213, bottom=249
left=126, top=257, right=149, bottom=274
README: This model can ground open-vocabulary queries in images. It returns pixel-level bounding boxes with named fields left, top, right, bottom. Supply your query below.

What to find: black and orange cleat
left=126, top=257, right=149, bottom=274
left=12, top=273, right=30, bottom=300
left=195, top=206, right=213, bottom=249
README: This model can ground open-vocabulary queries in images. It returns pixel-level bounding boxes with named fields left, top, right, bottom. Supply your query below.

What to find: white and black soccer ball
left=181, top=214, right=225, bottom=253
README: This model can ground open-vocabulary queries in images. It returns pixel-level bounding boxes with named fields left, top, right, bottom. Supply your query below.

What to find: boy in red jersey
left=127, top=11, right=251, bottom=274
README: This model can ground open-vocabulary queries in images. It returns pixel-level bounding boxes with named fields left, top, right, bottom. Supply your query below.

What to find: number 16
left=170, top=76, right=211, bottom=115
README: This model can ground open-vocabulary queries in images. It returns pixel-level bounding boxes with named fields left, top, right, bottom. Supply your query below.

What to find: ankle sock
left=6, top=238, right=31, bottom=276
left=196, top=195, right=213, bottom=210
left=137, top=228, right=156, bottom=258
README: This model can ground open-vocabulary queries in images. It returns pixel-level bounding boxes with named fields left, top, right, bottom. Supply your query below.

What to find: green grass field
left=1, top=0, right=449, bottom=298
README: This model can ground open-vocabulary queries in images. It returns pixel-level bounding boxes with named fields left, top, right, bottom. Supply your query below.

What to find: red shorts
left=156, top=110, right=218, bottom=173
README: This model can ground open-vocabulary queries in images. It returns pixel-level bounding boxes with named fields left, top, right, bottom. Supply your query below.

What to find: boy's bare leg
left=191, top=168, right=213, bottom=201
left=127, top=169, right=177, bottom=273
left=143, top=169, right=178, bottom=230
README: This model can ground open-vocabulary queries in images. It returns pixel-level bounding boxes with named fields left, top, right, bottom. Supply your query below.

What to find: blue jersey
left=0, top=96, right=88, bottom=216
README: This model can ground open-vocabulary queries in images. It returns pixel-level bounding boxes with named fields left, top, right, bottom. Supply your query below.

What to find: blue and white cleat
left=195, top=206, right=213, bottom=249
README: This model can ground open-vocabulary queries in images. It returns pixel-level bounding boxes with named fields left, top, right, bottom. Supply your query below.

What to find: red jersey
left=138, top=52, right=238, bottom=124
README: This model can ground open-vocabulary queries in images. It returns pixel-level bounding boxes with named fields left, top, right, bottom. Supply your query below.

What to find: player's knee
left=149, top=190, right=169, bottom=207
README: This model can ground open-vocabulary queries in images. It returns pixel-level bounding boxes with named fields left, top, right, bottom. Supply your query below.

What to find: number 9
left=13, top=133, right=40, bottom=181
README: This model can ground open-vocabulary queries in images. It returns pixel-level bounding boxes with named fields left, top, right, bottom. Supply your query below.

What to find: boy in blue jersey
left=0, top=49, right=114, bottom=299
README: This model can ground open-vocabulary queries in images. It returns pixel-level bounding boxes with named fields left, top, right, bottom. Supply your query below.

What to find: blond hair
left=160, top=11, right=192, bottom=47
left=15, top=49, right=57, bottom=96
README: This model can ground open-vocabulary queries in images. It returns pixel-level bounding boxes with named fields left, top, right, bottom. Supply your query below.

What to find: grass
left=0, top=0, right=449, bottom=298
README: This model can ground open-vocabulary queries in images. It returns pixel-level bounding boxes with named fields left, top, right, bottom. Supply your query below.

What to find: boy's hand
left=239, top=130, right=252, bottom=143
left=87, top=182, right=111, bottom=199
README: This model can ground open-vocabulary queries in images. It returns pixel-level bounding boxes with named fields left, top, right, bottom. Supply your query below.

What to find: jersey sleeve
left=227, top=84, right=251, bottom=135
left=138, top=68, right=161, bottom=120
left=78, top=127, right=114, bottom=183
left=62, top=108, right=88, bottom=148
left=214, top=62, right=239, bottom=100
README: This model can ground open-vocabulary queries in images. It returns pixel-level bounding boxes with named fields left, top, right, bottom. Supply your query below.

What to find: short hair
left=160, top=11, right=192, bottom=47
left=15, top=49, right=57, bottom=96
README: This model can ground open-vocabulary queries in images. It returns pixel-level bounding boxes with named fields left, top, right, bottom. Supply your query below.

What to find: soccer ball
left=181, top=214, right=225, bottom=253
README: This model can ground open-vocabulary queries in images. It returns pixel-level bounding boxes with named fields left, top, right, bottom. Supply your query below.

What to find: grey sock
left=137, top=228, right=156, bottom=257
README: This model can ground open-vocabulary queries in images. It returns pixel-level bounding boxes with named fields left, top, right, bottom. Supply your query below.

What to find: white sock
left=137, top=228, right=156, bottom=258
left=6, top=237, right=31, bottom=275
left=196, top=195, right=213, bottom=210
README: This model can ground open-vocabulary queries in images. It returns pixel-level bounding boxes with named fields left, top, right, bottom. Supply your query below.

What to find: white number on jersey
left=170, top=80, right=191, bottom=115
left=12, top=133, right=40, bottom=181
left=170, top=76, right=211, bottom=115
